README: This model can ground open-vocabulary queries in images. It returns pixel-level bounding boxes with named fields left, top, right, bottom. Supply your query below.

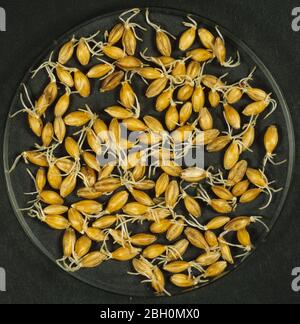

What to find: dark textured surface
left=0, top=0, right=299, bottom=304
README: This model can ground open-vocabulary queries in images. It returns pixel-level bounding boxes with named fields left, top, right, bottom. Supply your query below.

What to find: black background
left=0, top=0, right=299, bottom=304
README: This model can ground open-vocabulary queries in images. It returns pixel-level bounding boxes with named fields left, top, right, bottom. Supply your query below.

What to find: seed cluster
left=9, top=8, right=286, bottom=295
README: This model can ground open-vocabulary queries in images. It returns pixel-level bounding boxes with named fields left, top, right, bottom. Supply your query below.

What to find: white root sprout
left=196, top=185, right=213, bottom=206
left=263, top=152, right=287, bottom=172
left=10, top=84, right=38, bottom=118
left=78, top=30, right=103, bottom=57
left=182, top=15, right=197, bottom=29
left=215, top=26, right=241, bottom=68
left=220, top=216, right=270, bottom=240
left=263, top=94, right=278, bottom=119
left=255, top=170, right=283, bottom=210
left=145, top=8, right=176, bottom=39
left=119, top=8, right=147, bottom=41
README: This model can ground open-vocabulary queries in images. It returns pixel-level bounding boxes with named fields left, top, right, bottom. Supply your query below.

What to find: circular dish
left=3, top=7, right=295, bottom=296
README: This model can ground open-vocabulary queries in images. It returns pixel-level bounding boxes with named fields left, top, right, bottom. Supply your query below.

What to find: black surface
left=0, top=0, right=299, bottom=304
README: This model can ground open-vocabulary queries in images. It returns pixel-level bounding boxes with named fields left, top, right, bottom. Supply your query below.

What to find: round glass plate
left=3, top=7, right=295, bottom=297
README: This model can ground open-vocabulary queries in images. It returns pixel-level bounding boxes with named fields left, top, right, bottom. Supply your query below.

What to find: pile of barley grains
left=8, top=8, right=287, bottom=296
